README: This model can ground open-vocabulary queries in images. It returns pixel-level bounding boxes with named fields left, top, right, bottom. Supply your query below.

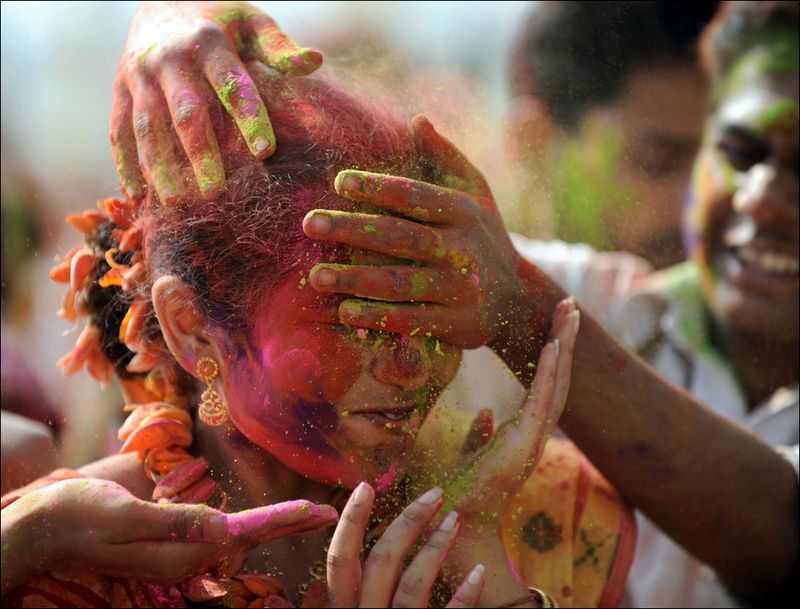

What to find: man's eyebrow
left=636, top=131, right=698, bottom=155
left=715, top=124, right=769, bottom=146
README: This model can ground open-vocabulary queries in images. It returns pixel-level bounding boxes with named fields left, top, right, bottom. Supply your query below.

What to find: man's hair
left=700, top=1, right=799, bottom=84
left=512, top=1, right=719, bottom=131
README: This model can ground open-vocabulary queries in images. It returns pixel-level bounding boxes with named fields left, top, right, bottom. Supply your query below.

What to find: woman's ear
left=151, top=275, right=221, bottom=378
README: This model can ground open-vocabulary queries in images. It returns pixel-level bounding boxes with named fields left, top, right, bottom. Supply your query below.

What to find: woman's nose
left=372, top=335, right=432, bottom=391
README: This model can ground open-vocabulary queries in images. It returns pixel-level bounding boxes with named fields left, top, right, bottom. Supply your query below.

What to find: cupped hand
left=303, top=115, right=546, bottom=382
left=112, top=1, right=322, bottom=203
left=438, top=298, right=579, bottom=541
left=11, top=477, right=337, bottom=586
left=327, top=482, right=486, bottom=608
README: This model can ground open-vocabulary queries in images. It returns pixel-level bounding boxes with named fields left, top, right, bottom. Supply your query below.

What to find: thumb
left=125, top=500, right=229, bottom=543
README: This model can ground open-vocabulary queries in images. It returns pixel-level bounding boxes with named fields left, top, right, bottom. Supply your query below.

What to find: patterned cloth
left=1, top=440, right=635, bottom=608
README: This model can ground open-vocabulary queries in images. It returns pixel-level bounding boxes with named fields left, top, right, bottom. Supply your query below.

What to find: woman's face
left=685, top=36, right=799, bottom=341
left=219, top=270, right=462, bottom=491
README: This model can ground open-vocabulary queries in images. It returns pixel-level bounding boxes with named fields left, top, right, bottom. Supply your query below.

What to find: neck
left=192, top=420, right=341, bottom=512
left=709, top=316, right=799, bottom=410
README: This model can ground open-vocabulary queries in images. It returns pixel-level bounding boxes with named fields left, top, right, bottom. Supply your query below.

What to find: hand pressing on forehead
left=112, top=1, right=322, bottom=204
left=303, top=116, right=548, bottom=385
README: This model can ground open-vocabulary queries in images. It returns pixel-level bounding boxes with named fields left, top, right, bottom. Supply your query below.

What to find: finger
left=110, top=78, right=146, bottom=200
left=446, top=564, right=486, bottom=608
left=123, top=500, right=229, bottom=543
left=461, top=408, right=494, bottom=456
left=129, top=72, right=183, bottom=205
left=304, top=210, right=445, bottom=262
left=359, top=487, right=444, bottom=607
left=490, top=340, right=558, bottom=477
left=247, top=13, right=323, bottom=76
left=338, top=299, right=455, bottom=339
left=334, top=170, right=486, bottom=225
left=198, top=29, right=275, bottom=158
left=226, top=500, right=339, bottom=547
left=327, top=482, right=374, bottom=608
left=309, top=263, right=458, bottom=304
left=549, top=309, right=580, bottom=435
left=411, top=114, right=492, bottom=199
left=158, top=60, right=225, bottom=197
left=391, top=511, right=460, bottom=608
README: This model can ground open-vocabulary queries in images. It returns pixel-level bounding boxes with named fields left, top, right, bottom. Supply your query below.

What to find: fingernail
left=206, top=513, right=228, bottom=542
left=253, top=138, right=272, bottom=155
left=307, top=213, right=331, bottom=235
left=439, top=510, right=459, bottom=531
left=418, top=486, right=444, bottom=505
left=352, top=482, right=371, bottom=504
left=553, top=338, right=560, bottom=358
left=468, top=564, right=485, bottom=585
left=335, top=172, right=360, bottom=195
left=316, top=268, right=336, bottom=287
left=570, top=309, right=581, bottom=329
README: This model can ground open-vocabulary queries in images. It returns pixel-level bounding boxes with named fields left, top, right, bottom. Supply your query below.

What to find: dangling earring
left=196, top=357, right=227, bottom=426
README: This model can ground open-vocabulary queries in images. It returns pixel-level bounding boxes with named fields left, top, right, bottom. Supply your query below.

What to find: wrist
left=445, top=534, right=532, bottom=607
left=488, top=257, right=564, bottom=386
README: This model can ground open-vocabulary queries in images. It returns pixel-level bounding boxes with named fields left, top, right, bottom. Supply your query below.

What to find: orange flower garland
left=50, top=196, right=306, bottom=608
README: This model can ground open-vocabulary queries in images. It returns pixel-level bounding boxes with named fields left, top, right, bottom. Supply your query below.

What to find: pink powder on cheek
left=374, top=460, right=400, bottom=494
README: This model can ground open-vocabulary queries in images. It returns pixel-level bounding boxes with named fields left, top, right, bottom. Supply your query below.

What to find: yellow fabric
left=501, top=438, right=636, bottom=608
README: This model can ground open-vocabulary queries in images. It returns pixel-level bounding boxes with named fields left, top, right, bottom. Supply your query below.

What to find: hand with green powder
left=304, top=115, right=549, bottom=385
left=111, top=1, right=322, bottom=204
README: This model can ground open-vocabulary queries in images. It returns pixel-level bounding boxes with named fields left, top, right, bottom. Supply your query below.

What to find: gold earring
left=196, top=357, right=227, bottom=426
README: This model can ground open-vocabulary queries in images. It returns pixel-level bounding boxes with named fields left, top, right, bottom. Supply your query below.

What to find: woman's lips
left=351, top=407, right=421, bottom=432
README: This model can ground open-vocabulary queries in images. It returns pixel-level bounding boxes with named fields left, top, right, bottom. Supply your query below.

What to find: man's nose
left=733, top=163, right=799, bottom=228
left=372, top=335, right=432, bottom=391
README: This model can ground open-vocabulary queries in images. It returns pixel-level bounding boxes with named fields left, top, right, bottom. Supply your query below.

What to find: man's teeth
left=738, top=246, right=800, bottom=274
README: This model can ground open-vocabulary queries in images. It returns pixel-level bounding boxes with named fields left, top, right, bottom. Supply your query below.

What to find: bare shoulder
left=78, top=453, right=154, bottom=500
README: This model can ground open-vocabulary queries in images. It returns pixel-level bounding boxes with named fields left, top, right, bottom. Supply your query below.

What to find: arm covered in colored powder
left=304, top=117, right=798, bottom=601
left=111, top=1, right=322, bottom=204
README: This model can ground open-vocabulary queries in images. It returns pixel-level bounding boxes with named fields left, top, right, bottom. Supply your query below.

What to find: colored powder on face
left=549, top=117, right=628, bottom=251
left=753, top=98, right=800, bottom=132
left=213, top=8, right=243, bottom=26
left=715, top=32, right=800, bottom=107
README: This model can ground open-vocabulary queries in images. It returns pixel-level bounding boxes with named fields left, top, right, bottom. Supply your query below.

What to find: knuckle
left=133, top=111, right=154, bottom=141
left=425, top=530, right=452, bottom=551
left=365, top=545, right=393, bottom=569
left=167, top=510, right=192, bottom=540
left=326, top=550, right=351, bottom=571
left=195, top=22, right=228, bottom=49
left=394, top=576, right=423, bottom=605
left=390, top=270, right=412, bottom=295
left=171, top=93, right=203, bottom=129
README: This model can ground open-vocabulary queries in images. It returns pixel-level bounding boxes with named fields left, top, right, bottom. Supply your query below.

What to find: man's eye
left=717, top=141, right=766, bottom=172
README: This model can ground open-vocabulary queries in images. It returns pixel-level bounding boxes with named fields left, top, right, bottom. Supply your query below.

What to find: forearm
left=1, top=493, right=51, bottom=596
left=562, top=306, right=798, bottom=597
left=497, top=261, right=798, bottom=596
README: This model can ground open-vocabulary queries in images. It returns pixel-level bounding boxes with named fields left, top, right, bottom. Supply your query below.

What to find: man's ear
left=151, top=275, right=222, bottom=378
left=505, top=94, right=559, bottom=162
